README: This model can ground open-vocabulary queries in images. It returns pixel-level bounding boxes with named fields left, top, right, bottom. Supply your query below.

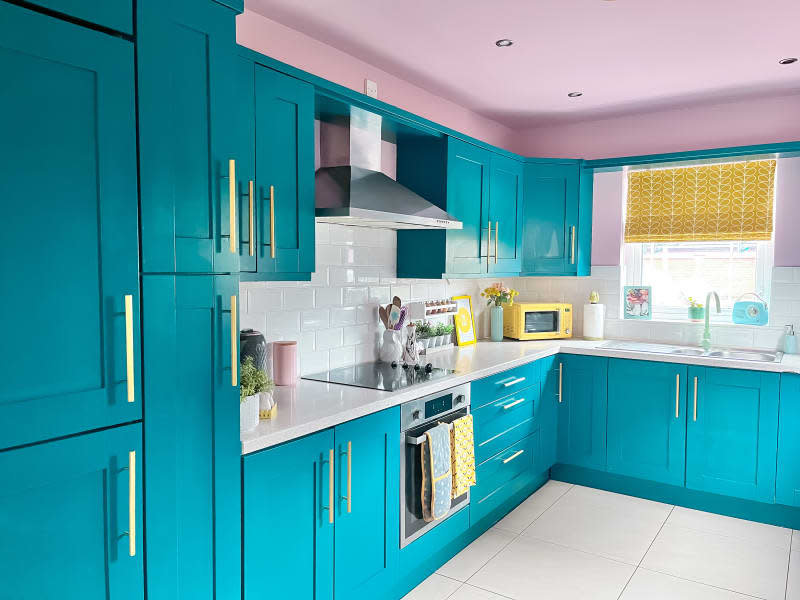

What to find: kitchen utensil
left=387, top=303, right=402, bottom=328
left=379, top=305, right=389, bottom=328
left=394, top=306, right=408, bottom=330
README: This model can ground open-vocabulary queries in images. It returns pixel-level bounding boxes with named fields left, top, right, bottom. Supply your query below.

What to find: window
left=622, top=159, right=777, bottom=321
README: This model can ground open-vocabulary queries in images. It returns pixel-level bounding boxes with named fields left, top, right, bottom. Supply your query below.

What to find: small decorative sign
left=624, top=286, right=652, bottom=320
left=453, top=296, right=476, bottom=346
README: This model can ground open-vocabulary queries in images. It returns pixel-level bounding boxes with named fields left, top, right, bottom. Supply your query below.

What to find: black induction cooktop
left=302, top=361, right=454, bottom=392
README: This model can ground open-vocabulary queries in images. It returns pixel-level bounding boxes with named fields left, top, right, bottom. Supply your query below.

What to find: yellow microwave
left=502, top=302, right=573, bottom=340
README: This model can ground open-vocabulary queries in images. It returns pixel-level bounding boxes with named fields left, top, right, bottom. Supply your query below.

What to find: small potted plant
left=442, top=323, right=454, bottom=345
left=416, top=322, right=432, bottom=350
left=434, top=322, right=448, bottom=347
left=687, top=297, right=705, bottom=322
left=481, top=282, right=519, bottom=342
left=240, top=356, right=274, bottom=432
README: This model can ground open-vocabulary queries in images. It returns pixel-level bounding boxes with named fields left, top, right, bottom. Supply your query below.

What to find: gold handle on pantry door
left=558, top=363, right=563, bottom=402
left=248, top=180, right=254, bottom=257
left=124, top=295, right=134, bottom=403
left=675, top=374, right=680, bottom=419
left=503, top=450, right=524, bottom=464
left=494, top=221, right=499, bottom=264
left=128, top=450, right=136, bottom=557
left=228, top=159, right=236, bottom=253
left=340, top=441, right=352, bottom=514
left=693, top=376, right=698, bottom=421
left=231, top=295, right=237, bottom=387
left=486, top=220, right=492, bottom=269
left=270, top=185, right=276, bottom=259
left=570, top=226, right=576, bottom=264
left=323, top=448, right=335, bottom=524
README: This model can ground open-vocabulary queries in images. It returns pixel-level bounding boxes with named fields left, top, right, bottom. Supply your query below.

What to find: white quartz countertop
left=241, top=339, right=800, bottom=455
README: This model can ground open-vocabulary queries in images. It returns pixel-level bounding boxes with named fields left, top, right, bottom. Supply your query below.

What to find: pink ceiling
left=245, top=0, right=800, bottom=128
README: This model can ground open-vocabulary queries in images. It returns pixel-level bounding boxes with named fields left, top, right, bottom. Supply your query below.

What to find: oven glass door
left=402, top=407, right=468, bottom=546
left=524, top=310, right=560, bottom=334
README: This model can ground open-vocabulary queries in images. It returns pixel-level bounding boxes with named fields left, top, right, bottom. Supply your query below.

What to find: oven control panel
left=400, top=383, right=470, bottom=431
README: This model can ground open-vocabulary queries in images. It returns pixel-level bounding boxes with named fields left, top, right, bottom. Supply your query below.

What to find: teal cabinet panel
left=777, top=374, right=800, bottom=507
left=0, top=424, right=143, bottom=599
left=473, top=384, right=541, bottom=465
left=138, top=0, right=239, bottom=274
left=243, top=429, right=334, bottom=600
left=234, top=53, right=257, bottom=272
left=24, top=0, right=132, bottom=34
left=471, top=361, right=539, bottom=409
left=488, top=155, right=524, bottom=274
left=142, top=275, right=240, bottom=600
left=0, top=3, right=140, bottom=449
left=539, top=356, right=560, bottom=470
left=557, top=355, right=608, bottom=470
left=521, top=162, right=580, bottom=275
left=334, top=408, right=400, bottom=599
left=576, top=165, right=594, bottom=276
left=607, top=360, right=687, bottom=486
left=687, top=367, right=779, bottom=503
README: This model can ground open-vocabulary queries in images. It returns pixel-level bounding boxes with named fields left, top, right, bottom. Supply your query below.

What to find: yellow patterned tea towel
left=450, top=414, right=476, bottom=498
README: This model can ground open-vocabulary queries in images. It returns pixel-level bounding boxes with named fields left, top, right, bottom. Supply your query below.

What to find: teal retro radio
left=732, top=293, right=769, bottom=326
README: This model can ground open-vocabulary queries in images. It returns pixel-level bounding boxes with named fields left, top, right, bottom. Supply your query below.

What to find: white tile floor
left=402, top=481, right=800, bottom=600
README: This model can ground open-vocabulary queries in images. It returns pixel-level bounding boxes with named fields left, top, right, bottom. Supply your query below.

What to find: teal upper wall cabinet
left=686, top=367, right=779, bottom=503
left=138, top=0, right=239, bottom=274
left=396, top=137, right=524, bottom=278
left=521, top=161, right=592, bottom=276
left=607, top=360, right=687, bottom=486
left=777, top=374, right=800, bottom=507
left=557, top=355, right=608, bottom=470
left=142, top=275, right=240, bottom=600
left=0, top=424, right=143, bottom=599
left=23, top=0, right=133, bottom=34
left=0, top=3, right=140, bottom=450
left=235, top=55, right=316, bottom=280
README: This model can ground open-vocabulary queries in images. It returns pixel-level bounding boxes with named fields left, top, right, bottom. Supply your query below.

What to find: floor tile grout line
left=615, top=504, right=676, bottom=600
left=439, top=529, right=518, bottom=584
left=637, top=566, right=769, bottom=600
left=514, top=482, right=574, bottom=537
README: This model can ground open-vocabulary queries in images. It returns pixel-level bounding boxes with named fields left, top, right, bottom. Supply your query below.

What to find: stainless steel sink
left=601, top=341, right=783, bottom=363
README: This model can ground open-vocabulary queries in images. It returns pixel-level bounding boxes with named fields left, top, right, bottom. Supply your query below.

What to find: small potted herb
left=687, top=297, right=705, bottom=322
left=240, top=356, right=274, bottom=432
left=434, top=322, right=448, bottom=347
left=442, top=323, right=454, bottom=345
left=415, top=322, right=432, bottom=350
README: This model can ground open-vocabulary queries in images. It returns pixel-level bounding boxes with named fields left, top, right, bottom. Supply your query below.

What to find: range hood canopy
left=315, top=109, right=461, bottom=230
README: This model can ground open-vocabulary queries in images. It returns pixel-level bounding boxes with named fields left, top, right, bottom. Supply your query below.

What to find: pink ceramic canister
left=272, top=341, right=298, bottom=386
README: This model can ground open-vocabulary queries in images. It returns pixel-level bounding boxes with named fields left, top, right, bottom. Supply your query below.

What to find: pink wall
left=774, top=157, right=800, bottom=267
left=236, top=10, right=516, bottom=153
left=591, top=171, right=625, bottom=266
left=518, top=93, right=800, bottom=160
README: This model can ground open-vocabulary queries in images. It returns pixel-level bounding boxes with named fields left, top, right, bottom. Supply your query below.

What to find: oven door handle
left=406, top=423, right=454, bottom=446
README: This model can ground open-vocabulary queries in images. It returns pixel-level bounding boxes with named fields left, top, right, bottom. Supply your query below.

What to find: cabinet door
left=334, top=407, right=400, bottom=599
left=23, top=0, right=133, bottom=33
left=777, top=374, right=800, bottom=507
left=557, top=355, right=608, bottom=470
left=243, top=429, right=335, bottom=600
left=522, top=162, right=580, bottom=275
left=254, top=65, right=316, bottom=276
left=0, top=4, right=140, bottom=449
left=0, top=424, right=143, bottom=600
left=138, top=0, right=239, bottom=274
left=607, top=360, right=687, bottom=486
left=687, top=367, right=779, bottom=503
left=235, top=54, right=257, bottom=273
left=489, top=155, right=524, bottom=274
left=142, top=275, right=240, bottom=600
left=539, top=356, right=560, bottom=470
left=446, top=138, right=491, bottom=275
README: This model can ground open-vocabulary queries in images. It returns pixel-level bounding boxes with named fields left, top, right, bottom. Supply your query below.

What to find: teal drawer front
left=471, top=432, right=539, bottom=524
left=473, top=383, right=541, bottom=465
left=472, top=361, right=539, bottom=409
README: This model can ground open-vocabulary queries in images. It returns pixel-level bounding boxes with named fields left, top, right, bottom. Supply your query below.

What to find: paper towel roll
left=584, top=304, right=605, bottom=340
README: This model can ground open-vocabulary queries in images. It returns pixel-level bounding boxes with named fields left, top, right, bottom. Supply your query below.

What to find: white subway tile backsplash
left=343, top=286, right=369, bottom=306
left=248, top=288, right=283, bottom=313
left=315, top=287, right=343, bottom=308
left=343, top=324, right=370, bottom=346
left=330, top=224, right=355, bottom=245
left=330, top=306, right=358, bottom=327
left=390, top=284, right=411, bottom=302
left=301, top=308, right=330, bottom=331
left=368, top=286, right=391, bottom=305
left=301, top=350, right=329, bottom=375
left=283, top=288, right=315, bottom=311
left=330, top=346, right=356, bottom=369
left=316, top=327, right=343, bottom=350
left=266, top=311, right=301, bottom=337
left=355, top=267, right=382, bottom=284
left=328, top=266, right=356, bottom=286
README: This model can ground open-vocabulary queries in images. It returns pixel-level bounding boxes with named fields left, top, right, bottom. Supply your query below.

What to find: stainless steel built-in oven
left=400, top=383, right=471, bottom=548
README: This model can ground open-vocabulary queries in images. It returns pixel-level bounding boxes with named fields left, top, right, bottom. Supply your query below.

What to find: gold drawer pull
left=248, top=180, right=254, bottom=257
left=486, top=220, right=492, bottom=270
left=323, top=448, right=335, bottom=524
left=503, top=376, right=526, bottom=388
left=270, top=185, right=276, bottom=259
left=570, top=226, right=576, bottom=264
left=231, top=295, right=237, bottom=387
left=558, top=363, right=563, bottom=402
left=228, top=159, right=236, bottom=253
left=124, top=295, right=134, bottom=403
left=693, top=376, right=698, bottom=422
left=502, top=397, right=526, bottom=410
left=503, top=449, right=524, bottom=464
left=128, top=450, right=136, bottom=557
left=675, top=373, right=680, bottom=419
left=495, top=221, right=499, bottom=264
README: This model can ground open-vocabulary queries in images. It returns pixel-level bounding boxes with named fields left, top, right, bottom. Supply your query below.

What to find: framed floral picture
left=624, top=286, right=652, bottom=320
left=453, top=295, right=476, bottom=346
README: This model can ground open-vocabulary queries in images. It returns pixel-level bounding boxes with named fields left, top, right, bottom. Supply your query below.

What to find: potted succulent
left=481, top=282, right=519, bottom=342
left=434, top=322, right=448, bottom=347
left=240, top=356, right=274, bottom=432
left=416, top=322, right=433, bottom=350
left=442, top=323, right=454, bottom=345
left=687, top=297, right=705, bottom=322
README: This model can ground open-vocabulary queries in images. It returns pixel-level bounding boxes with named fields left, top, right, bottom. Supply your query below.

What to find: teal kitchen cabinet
left=557, top=355, right=608, bottom=470
left=138, top=0, right=240, bottom=274
left=777, top=374, right=800, bottom=507
left=396, top=137, right=524, bottom=278
left=244, top=407, right=399, bottom=600
left=0, top=3, right=140, bottom=450
left=23, top=0, right=133, bottom=34
left=0, top=423, right=143, bottom=599
left=539, top=356, right=560, bottom=470
left=521, top=161, right=592, bottom=276
left=142, top=275, right=241, bottom=600
left=686, top=367, right=779, bottom=503
left=607, top=360, right=687, bottom=486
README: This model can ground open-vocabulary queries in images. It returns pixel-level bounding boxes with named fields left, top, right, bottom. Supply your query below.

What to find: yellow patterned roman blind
left=625, top=159, right=776, bottom=243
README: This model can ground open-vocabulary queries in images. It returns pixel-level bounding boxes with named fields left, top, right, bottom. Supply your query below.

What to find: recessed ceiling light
left=495, top=39, right=513, bottom=47
left=567, top=91, right=583, bottom=98
left=779, top=57, right=798, bottom=65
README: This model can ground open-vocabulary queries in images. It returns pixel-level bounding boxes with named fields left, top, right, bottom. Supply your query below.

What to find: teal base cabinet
left=539, top=356, right=560, bottom=470
left=143, top=275, right=240, bottom=600
left=0, top=424, right=143, bottom=599
left=243, top=407, right=399, bottom=600
left=23, top=0, right=133, bottom=34
left=777, top=374, right=800, bottom=507
left=0, top=2, right=140, bottom=450
left=687, top=367, right=779, bottom=503
left=557, top=355, right=608, bottom=470
left=607, top=360, right=687, bottom=486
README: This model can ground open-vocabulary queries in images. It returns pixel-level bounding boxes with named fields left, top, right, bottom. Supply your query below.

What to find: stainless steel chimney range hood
left=315, top=109, right=462, bottom=230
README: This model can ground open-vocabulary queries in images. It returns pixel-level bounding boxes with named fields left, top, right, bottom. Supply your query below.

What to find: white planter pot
left=240, top=394, right=259, bottom=432
left=437, top=335, right=446, bottom=347
left=419, top=338, right=429, bottom=350
left=259, top=391, right=277, bottom=420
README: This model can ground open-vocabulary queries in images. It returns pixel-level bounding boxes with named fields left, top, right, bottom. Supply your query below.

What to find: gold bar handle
left=248, top=180, right=254, bottom=257
left=675, top=374, right=680, bottom=419
left=486, top=220, right=492, bottom=270
left=124, top=295, right=134, bottom=403
left=503, top=449, right=524, bottom=464
left=228, top=159, right=236, bottom=253
left=340, top=441, right=352, bottom=514
left=128, top=450, right=136, bottom=557
left=558, top=363, right=563, bottom=402
left=570, top=226, right=576, bottom=265
left=270, top=185, right=276, bottom=259
left=502, top=397, right=526, bottom=410
left=231, top=295, right=237, bottom=387
left=494, top=221, right=499, bottom=264
left=693, top=376, right=698, bottom=422
left=323, top=448, right=334, bottom=524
